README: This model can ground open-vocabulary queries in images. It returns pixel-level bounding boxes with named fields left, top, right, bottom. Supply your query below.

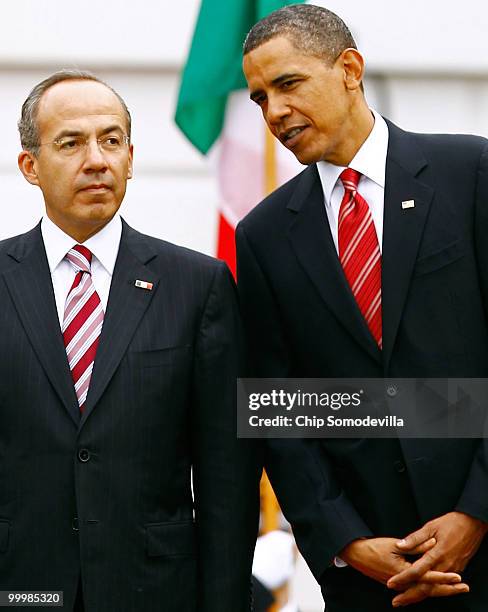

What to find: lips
left=79, top=184, right=111, bottom=192
left=279, top=125, right=307, bottom=148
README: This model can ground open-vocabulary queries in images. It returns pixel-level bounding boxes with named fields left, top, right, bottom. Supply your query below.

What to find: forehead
left=36, top=80, right=126, bottom=136
left=243, top=35, right=322, bottom=83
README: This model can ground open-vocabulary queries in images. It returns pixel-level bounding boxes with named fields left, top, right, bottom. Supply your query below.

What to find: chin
left=292, top=151, right=320, bottom=166
left=81, top=198, right=115, bottom=212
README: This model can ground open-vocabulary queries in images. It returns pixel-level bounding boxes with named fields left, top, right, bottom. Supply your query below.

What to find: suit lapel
left=3, top=225, right=80, bottom=425
left=80, top=221, right=159, bottom=426
left=382, top=121, right=434, bottom=371
left=287, top=166, right=381, bottom=363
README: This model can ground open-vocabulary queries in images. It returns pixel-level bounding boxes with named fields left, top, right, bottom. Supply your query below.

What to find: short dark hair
left=243, top=3, right=358, bottom=65
left=18, top=69, right=132, bottom=156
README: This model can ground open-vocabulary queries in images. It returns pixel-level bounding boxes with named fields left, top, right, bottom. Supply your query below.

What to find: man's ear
left=340, top=48, right=365, bottom=91
left=127, top=143, right=134, bottom=180
left=18, top=150, right=40, bottom=186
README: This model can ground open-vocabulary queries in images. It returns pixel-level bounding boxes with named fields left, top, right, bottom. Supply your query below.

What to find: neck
left=335, top=103, right=375, bottom=167
left=46, top=213, right=113, bottom=243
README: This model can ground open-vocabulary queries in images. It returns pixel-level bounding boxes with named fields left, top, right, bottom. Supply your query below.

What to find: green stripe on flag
left=175, top=0, right=304, bottom=154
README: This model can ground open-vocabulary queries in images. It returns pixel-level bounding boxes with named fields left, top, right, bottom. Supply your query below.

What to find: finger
left=398, top=537, right=436, bottom=555
left=396, top=526, right=434, bottom=551
left=387, top=550, right=439, bottom=588
left=420, top=571, right=462, bottom=585
left=391, top=583, right=430, bottom=607
left=392, top=583, right=469, bottom=607
left=388, top=571, right=461, bottom=592
left=428, top=583, right=470, bottom=597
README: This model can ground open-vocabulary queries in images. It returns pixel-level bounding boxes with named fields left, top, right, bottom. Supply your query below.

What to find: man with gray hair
left=237, top=4, right=488, bottom=611
left=0, top=70, right=259, bottom=611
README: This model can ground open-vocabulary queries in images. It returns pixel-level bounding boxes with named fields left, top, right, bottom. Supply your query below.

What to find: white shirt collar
left=41, top=213, right=122, bottom=275
left=316, top=109, right=389, bottom=207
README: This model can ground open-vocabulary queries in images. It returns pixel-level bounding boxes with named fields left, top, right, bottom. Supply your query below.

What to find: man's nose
left=265, top=94, right=291, bottom=126
left=82, top=140, right=108, bottom=171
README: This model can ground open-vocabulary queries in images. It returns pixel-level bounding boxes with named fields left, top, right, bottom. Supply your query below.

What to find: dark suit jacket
left=236, top=120, right=488, bottom=609
left=0, top=220, right=259, bottom=612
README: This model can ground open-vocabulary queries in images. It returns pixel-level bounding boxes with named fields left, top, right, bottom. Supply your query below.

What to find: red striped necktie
left=338, top=168, right=382, bottom=348
left=62, top=245, right=104, bottom=411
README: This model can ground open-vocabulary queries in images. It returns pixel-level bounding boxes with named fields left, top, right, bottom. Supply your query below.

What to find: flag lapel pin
left=135, top=279, right=153, bottom=291
left=402, top=199, right=415, bottom=210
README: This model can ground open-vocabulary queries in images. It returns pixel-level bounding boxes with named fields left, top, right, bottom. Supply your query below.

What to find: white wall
left=2, top=0, right=488, bottom=253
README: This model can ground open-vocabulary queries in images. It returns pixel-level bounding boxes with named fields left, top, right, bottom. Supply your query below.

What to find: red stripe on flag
left=216, top=212, right=236, bottom=279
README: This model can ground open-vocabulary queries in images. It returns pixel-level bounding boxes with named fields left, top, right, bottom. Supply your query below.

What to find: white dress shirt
left=316, top=109, right=389, bottom=254
left=41, top=214, right=122, bottom=326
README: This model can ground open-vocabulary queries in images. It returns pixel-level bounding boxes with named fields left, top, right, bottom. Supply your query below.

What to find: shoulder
left=238, top=165, right=316, bottom=235
left=0, top=233, right=29, bottom=255
left=0, top=225, right=41, bottom=269
left=386, top=118, right=488, bottom=165
left=414, top=132, right=488, bottom=162
left=122, top=221, right=231, bottom=284
left=0, top=224, right=39, bottom=251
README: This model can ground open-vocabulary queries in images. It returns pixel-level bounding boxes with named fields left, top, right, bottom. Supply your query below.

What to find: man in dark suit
left=237, top=5, right=488, bottom=611
left=2, top=70, right=259, bottom=611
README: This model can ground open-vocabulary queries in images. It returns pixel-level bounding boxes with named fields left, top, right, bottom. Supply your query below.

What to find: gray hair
left=18, top=69, right=132, bottom=156
left=243, top=4, right=358, bottom=64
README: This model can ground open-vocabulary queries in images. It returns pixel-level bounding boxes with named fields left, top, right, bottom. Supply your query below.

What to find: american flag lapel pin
left=135, top=279, right=153, bottom=291
left=401, top=199, right=415, bottom=210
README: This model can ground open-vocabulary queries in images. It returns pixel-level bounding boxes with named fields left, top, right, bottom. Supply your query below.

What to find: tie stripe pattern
left=62, top=245, right=104, bottom=410
left=338, top=168, right=382, bottom=348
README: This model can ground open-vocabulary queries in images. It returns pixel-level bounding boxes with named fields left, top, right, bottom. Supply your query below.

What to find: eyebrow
left=53, top=124, right=125, bottom=139
left=249, top=73, right=302, bottom=101
left=271, top=72, right=301, bottom=85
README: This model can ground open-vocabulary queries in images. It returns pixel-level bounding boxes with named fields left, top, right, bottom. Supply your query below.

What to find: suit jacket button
left=394, top=460, right=406, bottom=473
left=72, top=517, right=79, bottom=531
left=78, top=448, right=91, bottom=463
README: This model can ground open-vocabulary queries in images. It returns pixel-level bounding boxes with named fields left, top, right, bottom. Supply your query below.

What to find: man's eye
left=104, top=136, right=121, bottom=146
left=60, top=139, right=79, bottom=149
left=281, top=80, right=295, bottom=89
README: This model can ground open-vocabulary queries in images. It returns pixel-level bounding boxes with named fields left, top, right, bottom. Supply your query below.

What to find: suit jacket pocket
left=130, top=345, right=192, bottom=368
left=145, top=520, right=196, bottom=557
left=0, top=520, right=9, bottom=553
left=414, top=239, right=465, bottom=276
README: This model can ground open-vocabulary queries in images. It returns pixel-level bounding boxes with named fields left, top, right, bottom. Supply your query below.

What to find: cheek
left=114, top=160, right=131, bottom=180
left=45, top=178, right=73, bottom=201
left=38, top=163, right=73, bottom=193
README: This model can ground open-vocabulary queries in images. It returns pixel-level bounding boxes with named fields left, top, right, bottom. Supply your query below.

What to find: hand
left=387, top=512, right=488, bottom=606
left=389, top=512, right=487, bottom=584
left=340, top=537, right=462, bottom=588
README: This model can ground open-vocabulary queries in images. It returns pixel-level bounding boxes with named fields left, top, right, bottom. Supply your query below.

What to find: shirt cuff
left=333, top=556, right=348, bottom=568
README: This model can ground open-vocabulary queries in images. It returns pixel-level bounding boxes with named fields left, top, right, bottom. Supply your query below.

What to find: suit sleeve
left=191, top=261, right=261, bottom=612
left=236, top=224, right=372, bottom=581
left=456, top=142, right=488, bottom=523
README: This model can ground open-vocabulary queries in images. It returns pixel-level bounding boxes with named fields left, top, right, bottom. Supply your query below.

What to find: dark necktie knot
left=66, top=244, right=93, bottom=274
left=340, top=168, right=361, bottom=194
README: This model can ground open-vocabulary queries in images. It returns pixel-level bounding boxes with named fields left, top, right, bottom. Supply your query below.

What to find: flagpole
left=264, top=126, right=278, bottom=196
left=262, top=125, right=284, bottom=612
left=261, top=122, right=280, bottom=534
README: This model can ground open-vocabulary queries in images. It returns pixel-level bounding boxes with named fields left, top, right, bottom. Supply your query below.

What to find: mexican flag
left=175, top=0, right=304, bottom=275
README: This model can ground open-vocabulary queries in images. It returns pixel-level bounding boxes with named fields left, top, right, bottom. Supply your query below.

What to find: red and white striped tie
left=338, top=168, right=382, bottom=348
left=62, top=245, right=104, bottom=411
